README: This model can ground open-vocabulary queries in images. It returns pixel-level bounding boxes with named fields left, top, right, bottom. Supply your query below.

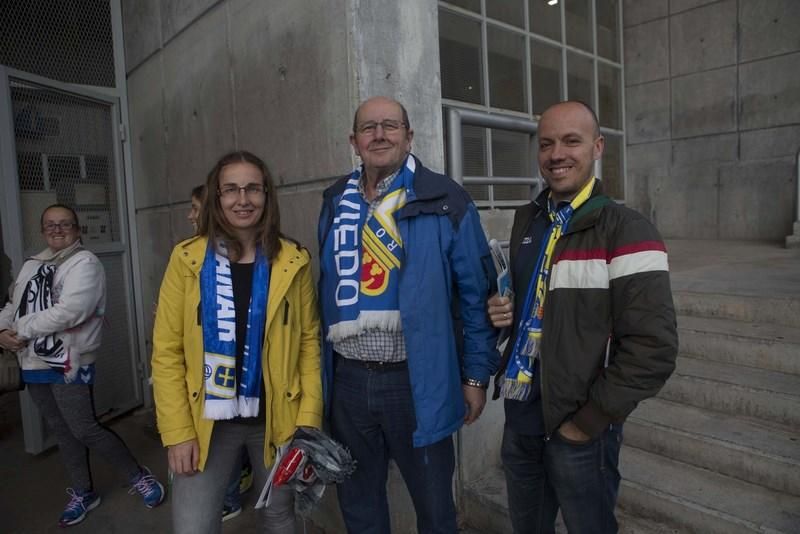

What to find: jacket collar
left=30, top=240, right=84, bottom=263
left=323, top=155, right=444, bottom=204
left=529, top=180, right=610, bottom=234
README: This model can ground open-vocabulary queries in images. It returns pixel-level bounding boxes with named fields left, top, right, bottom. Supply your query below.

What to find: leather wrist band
left=463, top=377, right=488, bottom=389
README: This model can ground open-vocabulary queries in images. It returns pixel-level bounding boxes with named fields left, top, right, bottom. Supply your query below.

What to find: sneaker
left=59, top=488, right=101, bottom=527
left=222, top=503, right=242, bottom=522
left=239, top=463, right=253, bottom=494
left=128, top=466, right=165, bottom=508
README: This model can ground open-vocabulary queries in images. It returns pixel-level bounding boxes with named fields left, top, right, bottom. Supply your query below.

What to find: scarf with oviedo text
left=502, top=177, right=596, bottom=401
left=200, top=240, right=269, bottom=419
left=323, top=155, right=415, bottom=342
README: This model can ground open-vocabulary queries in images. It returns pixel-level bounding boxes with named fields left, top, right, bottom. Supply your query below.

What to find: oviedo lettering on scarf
left=323, top=156, right=415, bottom=341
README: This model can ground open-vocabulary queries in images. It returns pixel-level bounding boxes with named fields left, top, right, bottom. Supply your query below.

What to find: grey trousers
left=27, top=383, right=141, bottom=492
left=171, top=420, right=295, bottom=534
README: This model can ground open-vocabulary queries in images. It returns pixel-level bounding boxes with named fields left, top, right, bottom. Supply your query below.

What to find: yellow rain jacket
left=151, top=236, right=322, bottom=470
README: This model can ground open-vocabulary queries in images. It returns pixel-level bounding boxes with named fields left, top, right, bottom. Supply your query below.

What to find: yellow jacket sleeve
left=294, top=255, right=323, bottom=429
left=151, top=246, right=197, bottom=447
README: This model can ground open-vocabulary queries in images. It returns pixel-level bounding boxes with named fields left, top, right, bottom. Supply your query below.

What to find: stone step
left=627, top=397, right=800, bottom=496
left=461, top=467, right=678, bottom=534
left=673, top=290, right=800, bottom=329
left=619, top=446, right=800, bottom=533
left=659, top=355, right=800, bottom=427
left=677, top=315, right=800, bottom=375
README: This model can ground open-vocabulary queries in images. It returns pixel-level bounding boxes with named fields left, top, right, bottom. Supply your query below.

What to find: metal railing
left=446, top=106, right=543, bottom=205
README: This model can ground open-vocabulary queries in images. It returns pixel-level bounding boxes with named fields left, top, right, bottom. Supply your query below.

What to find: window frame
left=438, top=0, right=627, bottom=202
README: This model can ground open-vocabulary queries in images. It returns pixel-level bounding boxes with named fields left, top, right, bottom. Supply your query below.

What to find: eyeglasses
left=355, top=119, right=407, bottom=136
left=218, top=183, right=267, bottom=198
left=43, top=222, right=77, bottom=232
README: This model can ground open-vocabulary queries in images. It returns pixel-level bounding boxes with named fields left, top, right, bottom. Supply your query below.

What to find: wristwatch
left=462, top=377, right=488, bottom=389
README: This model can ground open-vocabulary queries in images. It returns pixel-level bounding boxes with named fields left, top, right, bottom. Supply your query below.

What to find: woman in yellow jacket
left=152, top=150, right=322, bottom=534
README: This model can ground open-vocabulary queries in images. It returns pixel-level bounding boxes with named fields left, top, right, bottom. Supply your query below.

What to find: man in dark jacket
left=488, top=101, right=678, bottom=533
left=319, top=96, right=499, bottom=533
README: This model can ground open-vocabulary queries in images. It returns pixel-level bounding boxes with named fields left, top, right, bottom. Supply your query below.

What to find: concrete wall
left=121, top=0, right=443, bottom=532
left=623, top=0, right=800, bottom=240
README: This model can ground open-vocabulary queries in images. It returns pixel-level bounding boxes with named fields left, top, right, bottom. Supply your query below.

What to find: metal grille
left=0, top=0, right=115, bottom=87
left=456, top=123, right=535, bottom=206
left=10, top=78, right=120, bottom=254
left=93, top=253, right=138, bottom=417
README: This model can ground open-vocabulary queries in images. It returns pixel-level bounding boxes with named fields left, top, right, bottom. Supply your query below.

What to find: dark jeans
left=330, top=357, right=457, bottom=534
left=501, top=424, right=623, bottom=534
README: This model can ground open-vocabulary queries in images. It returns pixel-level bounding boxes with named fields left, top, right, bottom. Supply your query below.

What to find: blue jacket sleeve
left=449, top=204, right=500, bottom=383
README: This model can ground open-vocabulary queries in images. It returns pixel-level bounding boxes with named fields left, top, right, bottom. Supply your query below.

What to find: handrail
left=446, top=107, right=542, bottom=203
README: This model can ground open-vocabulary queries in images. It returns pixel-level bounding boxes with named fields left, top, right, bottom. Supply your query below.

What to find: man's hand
left=168, top=439, right=200, bottom=475
left=557, top=420, right=591, bottom=443
left=488, top=293, right=513, bottom=328
left=0, top=329, right=26, bottom=352
left=462, top=385, right=487, bottom=425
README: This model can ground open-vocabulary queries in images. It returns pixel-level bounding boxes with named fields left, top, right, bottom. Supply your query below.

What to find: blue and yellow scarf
left=502, top=178, right=595, bottom=400
left=323, top=156, right=415, bottom=341
left=200, top=241, right=269, bottom=419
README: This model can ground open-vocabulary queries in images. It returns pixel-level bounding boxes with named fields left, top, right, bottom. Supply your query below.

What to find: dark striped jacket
left=494, top=184, right=679, bottom=438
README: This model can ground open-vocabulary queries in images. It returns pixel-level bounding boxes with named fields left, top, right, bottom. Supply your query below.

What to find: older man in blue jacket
left=318, top=96, right=499, bottom=533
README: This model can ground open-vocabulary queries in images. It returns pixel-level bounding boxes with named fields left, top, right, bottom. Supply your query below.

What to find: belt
left=337, top=355, right=408, bottom=371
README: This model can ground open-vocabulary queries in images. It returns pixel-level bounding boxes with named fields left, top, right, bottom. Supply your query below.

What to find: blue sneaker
left=128, top=466, right=165, bottom=508
left=59, top=488, right=101, bottom=527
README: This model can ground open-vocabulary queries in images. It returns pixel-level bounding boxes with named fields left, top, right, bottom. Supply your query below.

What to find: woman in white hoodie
left=0, top=204, right=165, bottom=528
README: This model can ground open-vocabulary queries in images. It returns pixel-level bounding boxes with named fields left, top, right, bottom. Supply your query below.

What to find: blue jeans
left=330, top=357, right=458, bottom=534
left=501, top=424, right=623, bottom=534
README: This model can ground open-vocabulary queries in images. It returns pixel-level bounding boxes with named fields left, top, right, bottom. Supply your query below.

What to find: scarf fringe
left=327, top=311, right=402, bottom=342
left=238, top=396, right=260, bottom=418
left=203, top=399, right=239, bottom=420
left=500, top=378, right=531, bottom=401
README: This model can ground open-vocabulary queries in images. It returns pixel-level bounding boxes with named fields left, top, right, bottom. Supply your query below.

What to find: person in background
left=152, top=151, right=322, bottom=534
left=188, top=184, right=204, bottom=233
left=0, top=204, right=165, bottom=528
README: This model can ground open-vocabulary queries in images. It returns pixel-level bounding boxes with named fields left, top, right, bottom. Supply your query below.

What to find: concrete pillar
left=347, top=0, right=445, bottom=173
left=786, top=149, right=800, bottom=249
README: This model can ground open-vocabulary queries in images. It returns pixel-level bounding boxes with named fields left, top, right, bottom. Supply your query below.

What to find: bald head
left=537, top=100, right=605, bottom=203
left=540, top=100, right=600, bottom=138
left=352, top=96, right=411, bottom=134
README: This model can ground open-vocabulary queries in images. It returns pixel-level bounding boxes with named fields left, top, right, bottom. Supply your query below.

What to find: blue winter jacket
left=318, top=156, right=500, bottom=447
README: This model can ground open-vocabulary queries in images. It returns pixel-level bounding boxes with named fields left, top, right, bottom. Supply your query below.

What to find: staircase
left=618, top=289, right=800, bottom=532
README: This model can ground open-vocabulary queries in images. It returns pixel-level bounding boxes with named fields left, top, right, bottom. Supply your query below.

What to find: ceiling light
left=547, top=0, right=558, bottom=6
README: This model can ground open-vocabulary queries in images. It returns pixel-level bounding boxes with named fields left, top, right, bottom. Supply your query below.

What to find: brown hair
left=190, top=184, right=206, bottom=201
left=198, top=151, right=281, bottom=262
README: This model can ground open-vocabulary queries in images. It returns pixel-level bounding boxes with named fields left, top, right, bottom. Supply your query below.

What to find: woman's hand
left=168, top=439, right=200, bottom=475
left=488, top=293, right=514, bottom=328
left=0, top=329, right=26, bottom=352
